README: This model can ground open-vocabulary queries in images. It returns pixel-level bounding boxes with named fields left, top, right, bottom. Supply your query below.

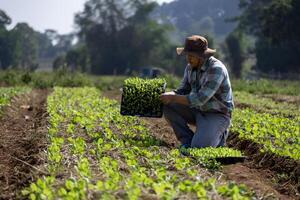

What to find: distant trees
left=236, top=0, right=300, bottom=74
left=153, top=0, right=240, bottom=39
left=0, top=8, right=74, bottom=72
left=224, top=30, right=246, bottom=78
left=0, top=18, right=39, bottom=70
left=0, top=9, right=13, bottom=69
left=11, top=23, right=39, bottom=70
left=74, top=0, right=173, bottom=75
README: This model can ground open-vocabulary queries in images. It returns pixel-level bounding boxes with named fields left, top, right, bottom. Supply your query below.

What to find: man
left=160, top=35, right=234, bottom=149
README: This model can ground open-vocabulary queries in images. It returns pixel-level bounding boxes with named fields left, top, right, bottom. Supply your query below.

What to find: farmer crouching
left=160, top=35, right=234, bottom=149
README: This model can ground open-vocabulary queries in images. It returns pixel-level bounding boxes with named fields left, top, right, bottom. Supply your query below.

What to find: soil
left=262, top=94, right=300, bottom=106
left=0, top=89, right=49, bottom=199
left=102, top=89, right=299, bottom=200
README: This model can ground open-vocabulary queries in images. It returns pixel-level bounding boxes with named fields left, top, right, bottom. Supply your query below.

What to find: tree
left=75, top=0, right=171, bottom=75
left=53, top=55, right=66, bottom=71
left=66, top=46, right=89, bottom=72
left=238, top=0, right=300, bottom=44
left=236, top=0, right=300, bottom=74
left=0, top=9, right=13, bottom=69
left=225, top=30, right=246, bottom=78
left=11, top=23, right=38, bottom=71
left=0, top=9, right=11, bottom=28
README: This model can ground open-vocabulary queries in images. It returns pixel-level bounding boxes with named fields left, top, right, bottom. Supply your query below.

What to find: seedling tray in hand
left=120, top=77, right=166, bottom=118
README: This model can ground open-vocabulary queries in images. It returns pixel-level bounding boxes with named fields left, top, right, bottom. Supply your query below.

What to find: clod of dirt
left=20, top=105, right=33, bottom=111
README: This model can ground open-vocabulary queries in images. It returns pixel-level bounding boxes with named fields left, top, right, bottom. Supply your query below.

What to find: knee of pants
left=191, top=141, right=216, bottom=148
left=163, top=104, right=175, bottom=119
left=190, top=135, right=220, bottom=148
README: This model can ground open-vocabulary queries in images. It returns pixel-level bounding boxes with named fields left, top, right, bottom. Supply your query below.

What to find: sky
left=0, top=0, right=174, bottom=34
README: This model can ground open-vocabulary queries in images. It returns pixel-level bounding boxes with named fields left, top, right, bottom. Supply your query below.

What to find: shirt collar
left=200, top=57, right=211, bottom=72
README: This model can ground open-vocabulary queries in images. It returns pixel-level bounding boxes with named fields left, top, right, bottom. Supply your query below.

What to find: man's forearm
left=173, top=95, right=190, bottom=106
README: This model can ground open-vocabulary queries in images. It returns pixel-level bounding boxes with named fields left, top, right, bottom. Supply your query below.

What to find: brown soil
left=227, top=133, right=300, bottom=199
left=0, top=89, right=49, bottom=199
left=262, top=94, right=300, bottom=106
left=102, top=89, right=299, bottom=200
left=222, top=164, right=292, bottom=200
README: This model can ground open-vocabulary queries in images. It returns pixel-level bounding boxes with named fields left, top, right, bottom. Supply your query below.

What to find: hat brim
left=176, top=47, right=216, bottom=58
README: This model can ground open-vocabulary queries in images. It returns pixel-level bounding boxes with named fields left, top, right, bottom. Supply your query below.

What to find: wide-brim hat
left=176, top=35, right=216, bottom=58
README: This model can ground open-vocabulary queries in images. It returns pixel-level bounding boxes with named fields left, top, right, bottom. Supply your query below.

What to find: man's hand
left=160, top=91, right=190, bottom=106
left=160, top=92, right=175, bottom=104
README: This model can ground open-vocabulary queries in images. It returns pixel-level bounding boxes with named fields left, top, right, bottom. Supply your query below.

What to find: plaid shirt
left=174, top=56, right=234, bottom=115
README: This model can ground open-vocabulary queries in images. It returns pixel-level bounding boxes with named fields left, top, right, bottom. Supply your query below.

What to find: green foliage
left=236, top=0, right=300, bottom=74
left=234, top=91, right=300, bottom=117
left=0, top=15, right=15, bottom=69
left=0, top=87, right=30, bottom=115
left=121, top=77, right=166, bottom=117
left=153, top=0, right=240, bottom=37
left=232, top=108, right=300, bottom=160
left=22, top=176, right=55, bottom=200
left=225, top=30, right=246, bottom=78
left=75, top=0, right=173, bottom=75
left=65, top=46, right=89, bottom=72
left=94, top=75, right=128, bottom=91
left=186, top=147, right=243, bottom=169
left=0, top=9, right=11, bottom=27
left=160, top=74, right=180, bottom=90
left=217, top=183, right=253, bottom=200
left=232, top=79, right=300, bottom=95
left=11, top=23, right=39, bottom=70
left=0, top=70, right=93, bottom=88
left=255, top=38, right=300, bottom=74
left=238, top=0, right=299, bottom=44
left=232, top=81, right=300, bottom=161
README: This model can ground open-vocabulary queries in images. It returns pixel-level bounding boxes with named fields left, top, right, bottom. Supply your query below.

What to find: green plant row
left=232, top=79, right=300, bottom=96
left=234, top=91, right=300, bottom=118
left=232, top=108, right=300, bottom=160
left=0, top=87, right=30, bottom=115
left=22, top=87, right=253, bottom=200
left=121, top=78, right=166, bottom=117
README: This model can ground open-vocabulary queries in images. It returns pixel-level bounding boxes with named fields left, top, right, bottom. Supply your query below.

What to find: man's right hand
left=162, top=91, right=176, bottom=95
left=160, top=91, right=176, bottom=104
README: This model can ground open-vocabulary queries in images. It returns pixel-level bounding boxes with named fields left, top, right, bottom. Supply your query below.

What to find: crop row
left=0, top=87, right=30, bottom=115
left=234, top=91, right=299, bottom=118
left=23, top=87, right=252, bottom=200
left=232, top=108, right=300, bottom=160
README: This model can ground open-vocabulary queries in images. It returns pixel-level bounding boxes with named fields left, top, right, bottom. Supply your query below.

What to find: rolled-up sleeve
left=187, top=66, right=224, bottom=108
left=174, top=66, right=191, bottom=95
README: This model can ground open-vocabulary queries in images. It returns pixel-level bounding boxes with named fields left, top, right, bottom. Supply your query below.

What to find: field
left=0, top=74, right=299, bottom=200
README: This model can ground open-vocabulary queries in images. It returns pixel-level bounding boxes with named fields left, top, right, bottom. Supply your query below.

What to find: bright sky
left=0, top=0, right=174, bottom=34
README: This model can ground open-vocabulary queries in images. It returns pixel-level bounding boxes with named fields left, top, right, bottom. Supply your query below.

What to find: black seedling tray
left=215, top=156, right=246, bottom=165
left=120, top=83, right=166, bottom=118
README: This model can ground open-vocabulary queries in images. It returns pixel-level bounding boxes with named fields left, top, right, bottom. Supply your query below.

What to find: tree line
left=0, top=9, right=74, bottom=71
left=225, top=0, right=300, bottom=78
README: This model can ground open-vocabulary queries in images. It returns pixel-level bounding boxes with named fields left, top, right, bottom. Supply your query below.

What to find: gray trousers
left=163, top=103, right=231, bottom=148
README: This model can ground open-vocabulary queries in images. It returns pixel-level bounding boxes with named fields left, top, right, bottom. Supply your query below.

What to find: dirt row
left=0, top=89, right=48, bottom=199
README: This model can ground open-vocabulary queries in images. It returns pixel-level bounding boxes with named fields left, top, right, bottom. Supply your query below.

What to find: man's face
left=186, top=53, right=205, bottom=69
